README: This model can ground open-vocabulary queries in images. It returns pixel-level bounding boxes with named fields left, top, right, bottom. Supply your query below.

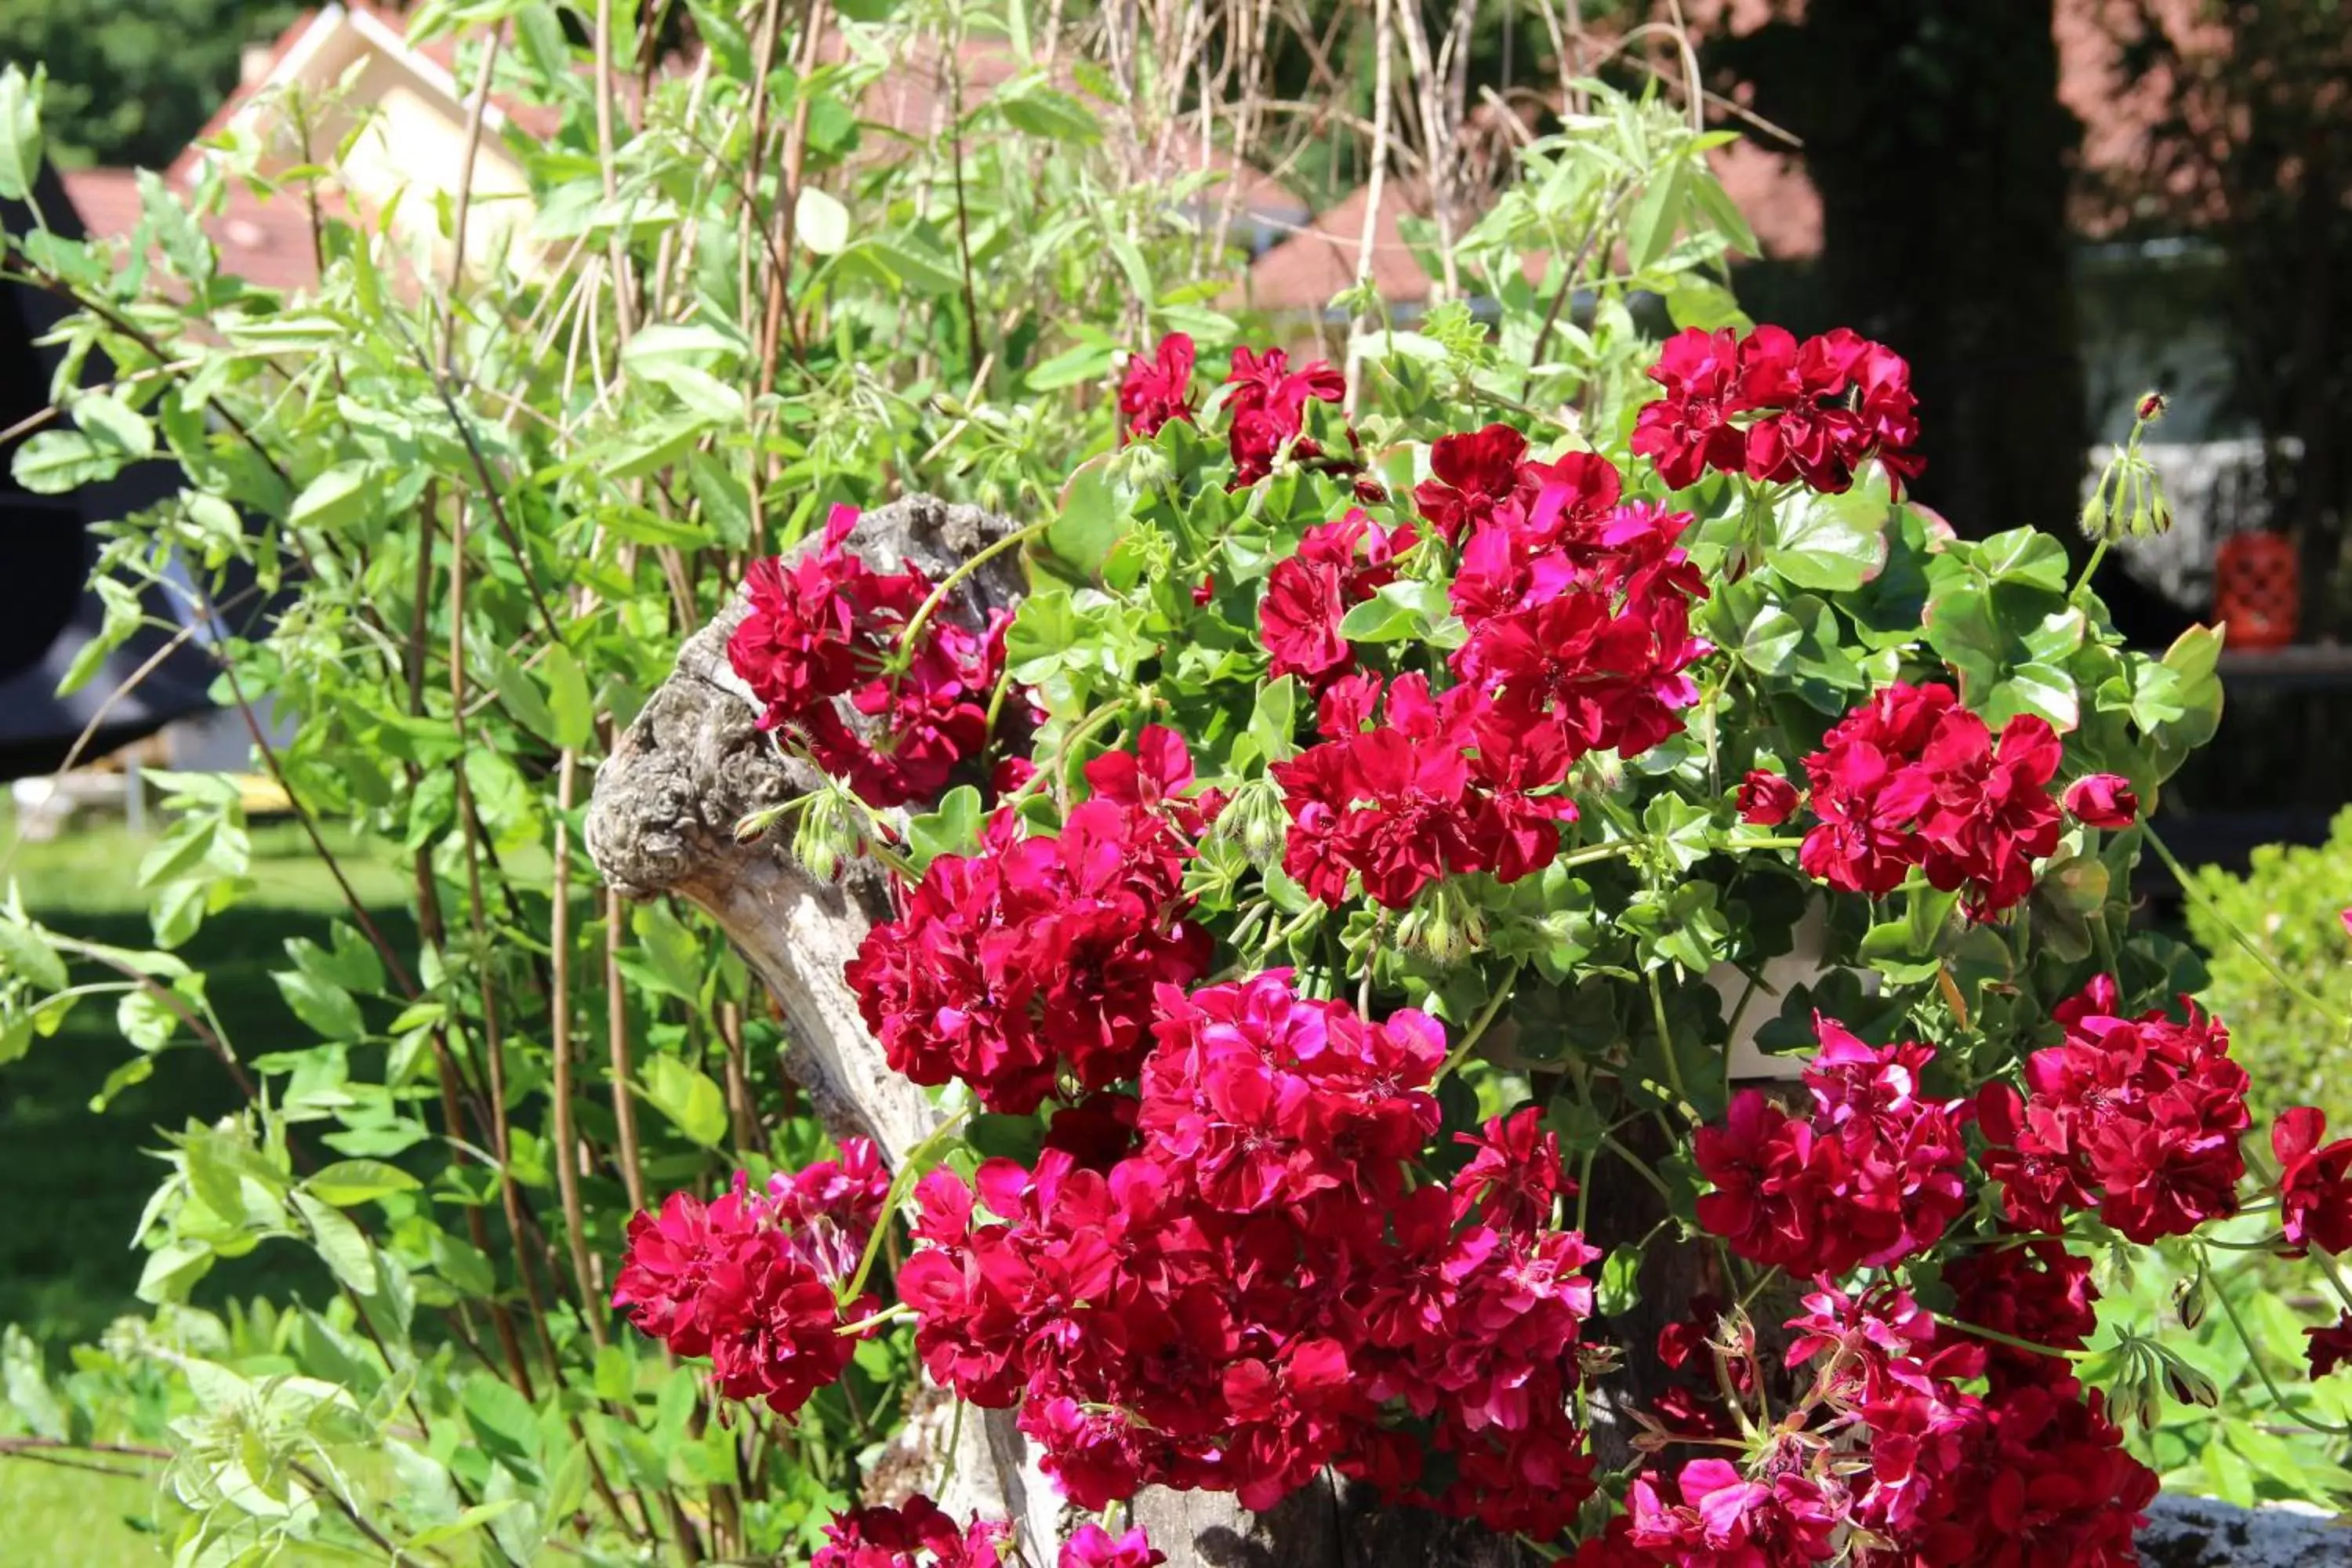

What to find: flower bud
left=2078, top=480, right=2111, bottom=543
left=2136, top=390, right=2167, bottom=425
left=1399, top=880, right=1486, bottom=966
left=791, top=782, right=865, bottom=883
left=1215, top=776, right=1290, bottom=868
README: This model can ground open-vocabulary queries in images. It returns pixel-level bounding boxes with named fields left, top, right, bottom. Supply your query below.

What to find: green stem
left=1940, top=1316, right=2083, bottom=1359
left=841, top=1108, right=971, bottom=1306
left=1646, top=966, right=1693, bottom=1115
left=2070, top=536, right=2111, bottom=603
left=2147, top=826, right=2350, bottom=1033
left=836, top=1301, right=917, bottom=1337
left=1599, top=1134, right=1675, bottom=1203
left=1440, top=960, right=1526, bottom=1078
left=2203, top=1243, right=2352, bottom=1436
left=893, top=517, right=1052, bottom=674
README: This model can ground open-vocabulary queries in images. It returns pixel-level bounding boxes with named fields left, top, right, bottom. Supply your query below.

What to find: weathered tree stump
left=582, top=493, right=2343, bottom=1568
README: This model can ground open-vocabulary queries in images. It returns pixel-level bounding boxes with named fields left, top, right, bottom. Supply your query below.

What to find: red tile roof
left=1248, top=0, right=2221, bottom=314
left=848, top=35, right=1308, bottom=225
left=57, top=167, right=325, bottom=295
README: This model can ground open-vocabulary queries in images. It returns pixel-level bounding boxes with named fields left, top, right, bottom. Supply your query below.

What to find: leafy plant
left=2183, top=808, right=2352, bottom=1123
left=2, top=3, right=2347, bottom=1564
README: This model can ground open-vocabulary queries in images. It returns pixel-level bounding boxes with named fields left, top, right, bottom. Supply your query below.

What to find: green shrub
left=2187, top=808, right=2352, bottom=1123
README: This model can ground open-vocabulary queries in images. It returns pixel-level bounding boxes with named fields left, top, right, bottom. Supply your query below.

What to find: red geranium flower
left=1632, top=325, right=1922, bottom=497
left=1120, top=332, right=1196, bottom=441
left=2308, top=1313, right=2352, bottom=1379
left=1060, top=1523, right=1165, bottom=1568
left=2063, top=773, right=2140, bottom=829
left=2274, top=1105, right=2352, bottom=1256
left=814, top=1496, right=1011, bottom=1568
left=1978, top=977, right=2249, bottom=1243
left=1737, top=769, right=1800, bottom=826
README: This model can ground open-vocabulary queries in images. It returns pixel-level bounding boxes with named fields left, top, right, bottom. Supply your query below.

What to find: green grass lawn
left=2, top=809, right=416, bottom=1563
left=0, top=814, right=416, bottom=1348
left=0, top=1457, right=171, bottom=1567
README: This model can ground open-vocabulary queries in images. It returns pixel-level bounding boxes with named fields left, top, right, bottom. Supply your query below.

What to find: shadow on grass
left=1, top=824, right=419, bottom=1352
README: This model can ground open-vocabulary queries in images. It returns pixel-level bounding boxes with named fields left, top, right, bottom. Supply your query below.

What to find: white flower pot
left=1704, top=902, right=1878, bottom=1082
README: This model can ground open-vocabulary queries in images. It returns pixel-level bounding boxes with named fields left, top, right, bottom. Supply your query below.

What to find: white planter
left=1704, top=902, right=1878, bottom=1082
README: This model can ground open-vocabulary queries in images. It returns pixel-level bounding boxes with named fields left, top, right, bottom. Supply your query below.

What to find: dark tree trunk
left=1711, top=1, right=2089, bottom=551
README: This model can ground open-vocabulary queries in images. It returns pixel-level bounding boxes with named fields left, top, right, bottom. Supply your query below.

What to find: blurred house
left=1241, top=0, right=2249, bottom=625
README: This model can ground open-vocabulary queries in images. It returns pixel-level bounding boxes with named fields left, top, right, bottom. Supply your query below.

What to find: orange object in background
left=2214, top=531, right=2300, bottom=650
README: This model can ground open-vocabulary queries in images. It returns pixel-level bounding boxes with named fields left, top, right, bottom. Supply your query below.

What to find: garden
left=2, top=4, right=2351, bottom=1566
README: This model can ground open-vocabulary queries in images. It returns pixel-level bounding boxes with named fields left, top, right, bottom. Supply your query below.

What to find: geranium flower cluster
left=810, top=1499, right=1162, bottom=1568
left=1441, top=447, right=1712, bottom=768
left=846, top=729, right=1216, bottom=1113
left=1602, top=1260, right=2151, bottom=1566
left=1253, top=428, right=1714, bottom=912
left=611, top=1139, right=890, bottom=1415
left=1977, top=975, right=2249, bottom=1243
left=899, top=972, right=1602, bottom=1538
left=1630, top=324, right=1922, bottom=495
left=1792, top=681, right=2096, bottom=918
left=1270, top=672, right=1577, bottom=910
left=1694, top=1018, right=1969, bottom=1276
left=1116, top=332, right=1357, bottom=489
left=1410, top=423, right=1711, bottom=768
left=1260, top=510, right=1417, bottom=685
left=727, top=505, right=1006, bottom=807
left=2274, top=1105, right=2352, bottom=1257
left=811, top=1496, right=1010, bottom=1568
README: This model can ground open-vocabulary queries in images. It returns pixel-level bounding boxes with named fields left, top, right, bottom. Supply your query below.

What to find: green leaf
left=288, top=463, right=375, bottom=532
left=1624, top=158, right=1687, bottom=273
left=1766, top=488, right=1888, bottom=592
left=1337, top=579, right=1453, bottom=643
left=72, top=391, right=154, bottom=459
left=641, top=1055, right=728, bottom=1148
left=1980, top=660, right=2079, bottom=732
left=292, top=1191, right=379, bottom=1295
left=604, top=417, right=713, bottom=481
left=138, top=815, right=218, bottom=889
left=12, top=430, right=129, bottom=493
left=303, top=1160, right=422, bottom=1206
left=429, top=1229, right=495, bottom=1298
left=1860, top=920, right=1942, bottom=985
left=1733, top=602, right=1802, bottom=675
left=1026, top=341, right=1116, bottom=393
left=462, top=1371, right=544, bottom=1467
left=136, top=1239, right=214, bottom=1305
left=1249, top=676, right=1300, bottom=764
left=0, top=917, right=68, bottom=992
left=409, top=1501, right=524, bottom=1552
left=274, top=967, right=365, bottom=1041
left=907, top=786, right=983, bottom=870
left=115, top=989, right=177, bottom=1051
left=1972, top=528, right=2071, bottom=592
left=482, top=641, right=557, bottom=738
left=996, top=83, right=1101, bottom=142
left=0, top=65, right=41, bottom=203
left=1596, top=1244, right=1643, bottom=1316
left=137, top=168, right=213, bottom=281
left=2, top=1326, right=67, bottom=1439
left=543, top=643, right=594, bottom=751
left=858, top=231, right=962, bottom=296
left=1047, top=460, right=1127, bottom=580
left=795, top=186, right=851, bottom=255
left=628, top=902, right=702, bottom=1001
